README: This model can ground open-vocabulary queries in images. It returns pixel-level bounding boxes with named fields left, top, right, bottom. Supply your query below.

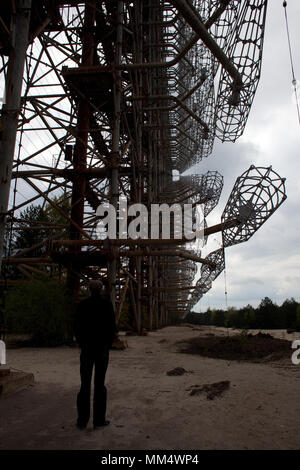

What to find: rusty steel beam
left=169, top=0, right=243, bottom=90
left=50, top=218, right=240, bottom=248
left=0, top=0, right=32, bottom=272
left=65, top=0, right=97, bottom=303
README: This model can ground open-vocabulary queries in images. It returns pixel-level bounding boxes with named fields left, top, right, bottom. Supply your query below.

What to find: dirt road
left=0, top=326, right=299, bottom=450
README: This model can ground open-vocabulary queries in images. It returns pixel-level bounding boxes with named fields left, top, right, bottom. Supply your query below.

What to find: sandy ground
left=0, top=325, right=299, bottom=450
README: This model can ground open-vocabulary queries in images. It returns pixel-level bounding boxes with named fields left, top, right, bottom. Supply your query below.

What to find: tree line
left=185, top=297, right=300, bottom=331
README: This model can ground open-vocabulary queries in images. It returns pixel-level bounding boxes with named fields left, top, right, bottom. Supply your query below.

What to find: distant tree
left=281, top=298, right=298, bottom=329
left=197, top=297, right=299, bottom=331
left=232, top=305, right=248, bottom=329
left=12, top=204, right=52, bottom=256
left=4, top=279, right=69, bottom=346
left=202, top=309, right=212, bottom=325
left=44, top=194, right=70, bottom=237
left=296, top=305, right=300, bottom=332
left=2, top=196, right=71, bottom=281
left=226, top=306, right=238, bottom=328
left=256, top=297, right=283, bottom=329
left=214, top=309, right=226, bottom=327
left=240, top=304, right=255, bottom=328
left=10, top=196, right=70, bottom=255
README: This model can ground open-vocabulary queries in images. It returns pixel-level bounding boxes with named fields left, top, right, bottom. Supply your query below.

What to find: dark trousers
left=77, top=346, right=109, bottom=426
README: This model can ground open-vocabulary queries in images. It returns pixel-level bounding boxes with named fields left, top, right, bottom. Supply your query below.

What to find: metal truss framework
left=0, top=0, right=287, bottom=331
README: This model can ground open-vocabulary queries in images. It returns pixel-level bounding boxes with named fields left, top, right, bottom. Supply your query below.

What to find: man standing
left=74, top=279, right=117, bottom=430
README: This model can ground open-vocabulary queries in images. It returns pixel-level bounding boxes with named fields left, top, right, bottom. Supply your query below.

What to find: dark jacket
left=74, top=293, right=117, bottom=350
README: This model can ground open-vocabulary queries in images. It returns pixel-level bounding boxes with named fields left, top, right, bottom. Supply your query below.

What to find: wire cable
left=283, top=1, right=300, bottom=126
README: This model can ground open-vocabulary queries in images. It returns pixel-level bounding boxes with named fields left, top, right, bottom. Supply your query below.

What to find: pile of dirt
left=187, top=380, right=230, bottom=400
left=177, top=333, right=292, bottom=362
left=167, top=367, right=187, bottom=376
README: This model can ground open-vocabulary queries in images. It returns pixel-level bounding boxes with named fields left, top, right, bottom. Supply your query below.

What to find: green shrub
left=4, top=279, right=70, bottom=346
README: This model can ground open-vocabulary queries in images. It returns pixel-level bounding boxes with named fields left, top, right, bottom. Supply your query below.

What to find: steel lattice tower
left=0, top=1, right=286, bottom=333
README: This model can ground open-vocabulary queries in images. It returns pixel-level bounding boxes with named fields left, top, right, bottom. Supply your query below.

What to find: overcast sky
left=192, top=0, right=300, bottom=311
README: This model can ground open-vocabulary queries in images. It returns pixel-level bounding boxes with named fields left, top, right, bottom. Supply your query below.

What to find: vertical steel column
left=66, top=1, right=96, bottom=300
left=0, top=0, right=31, bottom=272
left=110, top=0, right=124, bottom=309
left=147, top=0, right=156, bottom=330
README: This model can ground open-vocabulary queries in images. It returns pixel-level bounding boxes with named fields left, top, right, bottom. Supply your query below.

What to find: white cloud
left=193, top=1, right=300, bottom=311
